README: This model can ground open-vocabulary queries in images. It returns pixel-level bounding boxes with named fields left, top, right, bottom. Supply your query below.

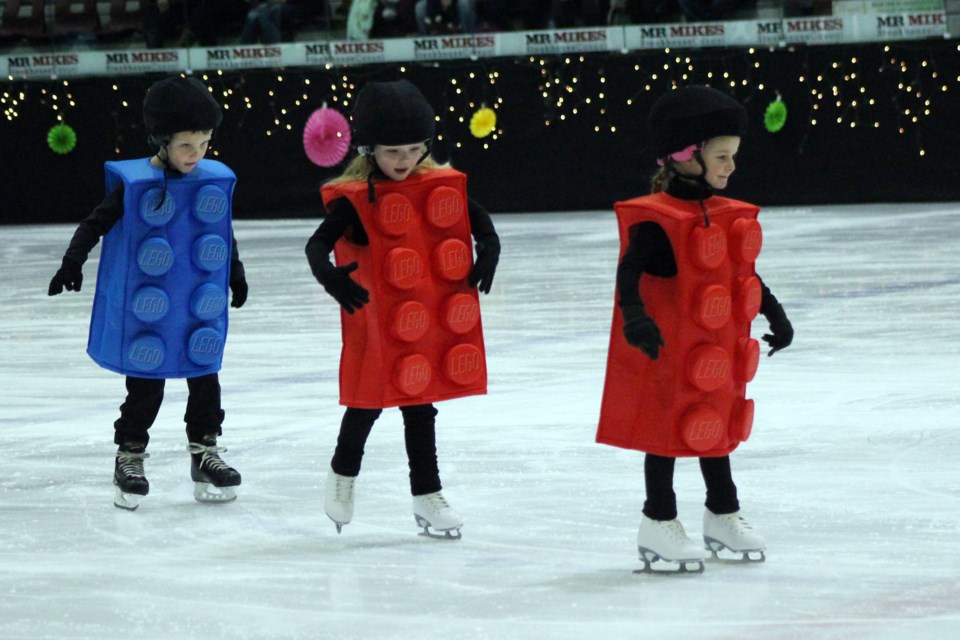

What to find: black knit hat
left=352, top=80, right=435, bottom=150
left=143, top=76, right=222, bottom=144
left=648, top=86, right=747, bottom=159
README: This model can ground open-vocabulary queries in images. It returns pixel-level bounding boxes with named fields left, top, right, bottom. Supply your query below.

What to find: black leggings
left=331, top=404, right=441, bottom=496
left=642, top=453, right=740, bottom=521
left=113, top=373, right=224, bottom=446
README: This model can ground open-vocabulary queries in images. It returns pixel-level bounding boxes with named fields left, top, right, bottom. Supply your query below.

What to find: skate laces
left=420, top=491, right=450, bottom=513
left=707, top=511, right=754, bottom=537
left=116, top=449, right=149, bottom=477
left=663, top=518, right=692, bottom=543
left=187, top=442, right=231, bottom=471
left=331, top=473, right=355, bottom=502
left=729, top=513, right=753, bottom=533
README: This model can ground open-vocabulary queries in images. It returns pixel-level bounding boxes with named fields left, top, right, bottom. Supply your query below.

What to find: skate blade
left=325, top=514, right=348, bottom=534
left=113, top=488, right=143, bottom=511
left=634, top=547, right=705, bottom=574
left=705, top=539, right=766, bottom=563
left=415, top=515, right=462, bottom=540
left=193, top=482, right=237, bottom=504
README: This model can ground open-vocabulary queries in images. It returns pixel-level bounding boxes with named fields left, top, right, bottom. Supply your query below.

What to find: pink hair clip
left=657, top=143, right=702, bottom=166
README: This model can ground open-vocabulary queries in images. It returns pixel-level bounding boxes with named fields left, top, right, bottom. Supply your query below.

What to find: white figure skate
left=703, top=510, right=766, bottom=562
left=636, top=515, right=707, bottom=574
left=413, top=491, right=462, bottom=540
left=324, top=468, right=356, bottom=533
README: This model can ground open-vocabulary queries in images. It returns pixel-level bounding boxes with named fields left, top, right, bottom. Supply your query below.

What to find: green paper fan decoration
left=764, top=98, right=787, bottom=133
left=48, top=123, right=77, bottom=154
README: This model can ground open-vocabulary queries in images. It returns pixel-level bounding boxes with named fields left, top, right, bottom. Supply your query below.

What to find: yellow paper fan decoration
left=469, top=107, right=496, bottom=139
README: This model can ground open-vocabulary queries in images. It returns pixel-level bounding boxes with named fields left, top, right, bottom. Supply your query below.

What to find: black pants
left=331, top=404, right=441, bottom=497
left=642, top=453, right=740, bottom=521
left=113, top=373, right=224, bottom=447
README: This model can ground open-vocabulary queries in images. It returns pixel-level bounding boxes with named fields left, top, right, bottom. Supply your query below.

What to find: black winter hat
left=648, top=86, right=747, bottom=159
left=142, top=76, right=222, bottom=142
left=352, top=80, right=435, bottom=150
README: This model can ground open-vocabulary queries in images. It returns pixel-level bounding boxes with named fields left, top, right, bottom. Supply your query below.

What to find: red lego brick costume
left=320, top=168, right=487, bottom=409
left=597, top=191, right=764, bottom=457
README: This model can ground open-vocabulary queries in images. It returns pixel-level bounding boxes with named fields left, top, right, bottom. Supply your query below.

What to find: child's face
left=373, top=143, right=426, bottom=181
left=163, top=130, right=213, bottom=174
left=675, top=135, right=740, bottom=190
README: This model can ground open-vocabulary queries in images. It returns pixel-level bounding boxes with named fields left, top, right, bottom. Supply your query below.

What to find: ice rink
left=2, top=203, right=959, bottom=639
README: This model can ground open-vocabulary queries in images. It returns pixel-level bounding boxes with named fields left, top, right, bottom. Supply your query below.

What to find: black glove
left=761, top=302, right=793, bottom=356
left=48, top=257, right=83, bottom=296
left=468, top=239, right=500, bottom=294
left=316, top=261, right=369, bottom=314
left=622, top=304, right=664, bottom=360
left=230, top=276, right=248, bottom=308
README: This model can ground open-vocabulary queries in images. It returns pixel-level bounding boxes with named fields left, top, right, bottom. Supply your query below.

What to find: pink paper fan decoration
left=303, top=107, right=351, bottom=167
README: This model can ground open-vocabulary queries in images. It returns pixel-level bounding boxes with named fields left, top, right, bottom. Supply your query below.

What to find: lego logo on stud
left=679, top=404, right=725, bottom=452
left=689, top=224, right=727, bottom=270
left=432, top=238, right=472, bottom=281
left=187, top=327, right=224, bottom=366
left=190, top=283, right=228, bottom=321
left=729, top=218, right=762, bottom=264
left=735, top=337, right=760, bottom=383
left=127, top=334, right=165, bottom=371
left=732, top=398, right=755, bottom=442
left=426, top=186, right=464, bottom=229
left=192, top=234, right=229, bottom=272
left=443, top=343, right=484, bottom=386
left=375, top=193, right=414, bottom=236
left=390, top=301, right=430, bottom=343
left=735, top=276, right=762, bottom=322
left=139, top=188, right=175, bottom=226
left=693, top=284, right=731, bottom=330
left=131, top=286, right=170, bottom=323
left=394, top=353, right=432, bottom=396
left=136, top=237, right=174, bottom=276
left=442, top=293, right=480, bottom=334
left=193, top=185, right=229, bottom=224
left=685, top=344, right=731, bottom=392
left=384, top=247, right=423, bottom=290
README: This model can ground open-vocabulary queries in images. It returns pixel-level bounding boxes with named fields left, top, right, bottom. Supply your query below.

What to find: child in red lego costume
left=305, top=79, right=500, bottom=539
left=597, top=86, right=793, bottom=572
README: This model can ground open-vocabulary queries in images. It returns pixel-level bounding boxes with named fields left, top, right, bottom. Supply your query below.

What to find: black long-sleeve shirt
left=63, top=184, right=244, bottom=282
left=305, top=192, right=498, bottom=279
left=616, top=178, right=780, bottom=315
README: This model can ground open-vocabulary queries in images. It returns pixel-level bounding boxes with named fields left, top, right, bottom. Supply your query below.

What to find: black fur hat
left=648, top=86, right=747, bottom=159
left=352, top=80, right=435, bottom=151
left=142, top=76, right=222, bottom=145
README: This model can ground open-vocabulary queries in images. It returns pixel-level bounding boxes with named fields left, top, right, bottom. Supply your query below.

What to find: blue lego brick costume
left=87, top=158, right=236, bottom=378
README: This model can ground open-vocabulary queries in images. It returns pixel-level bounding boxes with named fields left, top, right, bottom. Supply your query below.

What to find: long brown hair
left=650, top=165, right=673, bottom=194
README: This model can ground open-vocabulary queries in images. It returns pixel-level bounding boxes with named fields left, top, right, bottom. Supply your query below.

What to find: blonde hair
left=328, top=149, right=450, bottom=185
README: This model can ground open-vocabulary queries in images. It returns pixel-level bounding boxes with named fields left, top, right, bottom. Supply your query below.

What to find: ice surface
left=2, top=203, right=959, bottom=639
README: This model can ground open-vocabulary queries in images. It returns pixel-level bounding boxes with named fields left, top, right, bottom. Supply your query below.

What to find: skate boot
left=187, top=435, right=241, bottom=504
left=636, top=515, right=707, bottom=574
left=703, top=509, right=766, bottom=562
left=114, top=441, right=150, bottom=511
left=412, top=491, right=462, bottom=540
left=324, top=467, right=356, bottom=533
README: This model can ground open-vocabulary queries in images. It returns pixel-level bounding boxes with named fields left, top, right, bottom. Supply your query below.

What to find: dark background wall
left=3, top=38, right=959, bottom=225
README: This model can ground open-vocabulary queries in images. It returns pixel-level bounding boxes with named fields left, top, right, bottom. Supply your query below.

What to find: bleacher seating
left=49, top=0, right=100, bottom=37
left=0, top=0, right=48, bottom=42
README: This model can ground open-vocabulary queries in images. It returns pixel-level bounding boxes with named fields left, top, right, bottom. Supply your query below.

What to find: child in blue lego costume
left=48, top=76, right=248, bottom=511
